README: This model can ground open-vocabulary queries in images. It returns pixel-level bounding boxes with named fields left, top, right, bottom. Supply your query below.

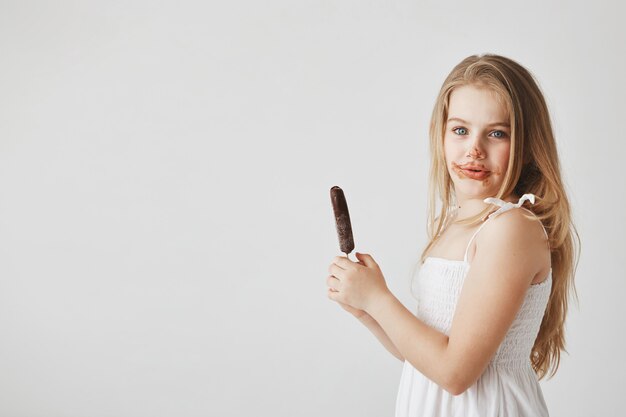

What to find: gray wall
left=0, top=1, right=622, bottom=416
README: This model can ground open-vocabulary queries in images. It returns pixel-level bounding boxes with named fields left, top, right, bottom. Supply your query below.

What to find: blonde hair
left=413, top=54, right=581, bottom=380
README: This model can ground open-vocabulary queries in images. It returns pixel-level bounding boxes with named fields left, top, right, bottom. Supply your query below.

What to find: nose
left=466, top=135, right=486, bottom=159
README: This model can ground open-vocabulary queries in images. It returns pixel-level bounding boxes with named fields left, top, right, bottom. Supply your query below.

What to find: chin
left=450, top=173, right=501, bottom=198
left=454, top=184, right=500, bottom=199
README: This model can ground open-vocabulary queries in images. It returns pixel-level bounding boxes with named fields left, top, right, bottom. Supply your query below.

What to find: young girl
left=326, top=53, right=580, bottom=416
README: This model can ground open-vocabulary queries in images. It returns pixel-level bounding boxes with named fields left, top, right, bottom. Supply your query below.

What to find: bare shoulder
left=474, top=208, right=551, bottom=277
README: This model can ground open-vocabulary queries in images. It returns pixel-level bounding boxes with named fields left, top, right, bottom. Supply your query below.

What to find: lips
left=457, top=163, right=491, bottom=180
left=461, top=169, right=491, bottom=180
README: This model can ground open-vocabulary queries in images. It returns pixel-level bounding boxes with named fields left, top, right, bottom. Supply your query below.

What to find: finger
left=332, top=255, right=353, bottom=269
left=328, top=263, right=345, bottom=279
left=326, top=275, right=340, bottom=290
left=328, top=287, right=339, bottom=301
left=355, top=252, right=378, bottom=269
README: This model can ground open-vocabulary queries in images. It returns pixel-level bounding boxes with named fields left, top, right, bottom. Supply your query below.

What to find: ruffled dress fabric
left=395, top=194, right=552, bottom=417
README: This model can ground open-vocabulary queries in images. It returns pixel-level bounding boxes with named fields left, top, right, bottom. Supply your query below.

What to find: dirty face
left=443, top=84, right=512, bottom=200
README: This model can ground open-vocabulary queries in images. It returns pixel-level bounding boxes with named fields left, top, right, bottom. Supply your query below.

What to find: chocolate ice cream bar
left=330, top=186, right=355, bottom=256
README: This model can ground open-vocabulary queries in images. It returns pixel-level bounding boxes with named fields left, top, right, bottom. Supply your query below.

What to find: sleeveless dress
left=395, top=194, right=552, bottom=417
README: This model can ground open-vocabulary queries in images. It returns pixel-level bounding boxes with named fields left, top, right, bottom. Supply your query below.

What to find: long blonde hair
left=413, top=54, right=580, bottom=380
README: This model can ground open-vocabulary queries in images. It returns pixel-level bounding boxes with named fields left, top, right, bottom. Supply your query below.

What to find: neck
left=454, top=192, right=520, bottom=220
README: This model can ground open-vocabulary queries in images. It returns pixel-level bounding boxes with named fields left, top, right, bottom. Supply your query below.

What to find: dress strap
left=462, top=193, right=548, bottom=263
left=462, top=220, right=491, bottom=263
left=484, top=193, right=537, bottom=220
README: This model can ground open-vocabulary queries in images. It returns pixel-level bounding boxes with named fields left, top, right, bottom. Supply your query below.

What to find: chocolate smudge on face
left=484, top=166, right=503, bottom=187
left=451, top=161, right=469, bottom=179
left=451, top=162, right=503, bottom=187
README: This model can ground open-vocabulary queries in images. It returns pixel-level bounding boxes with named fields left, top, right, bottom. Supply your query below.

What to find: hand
left=326, top=252, right=391, bottom=313
left=330, top=292, right=369, bottom=319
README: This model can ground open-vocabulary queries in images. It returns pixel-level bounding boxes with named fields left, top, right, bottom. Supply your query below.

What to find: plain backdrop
left=1, top=1, right=624, bottom=416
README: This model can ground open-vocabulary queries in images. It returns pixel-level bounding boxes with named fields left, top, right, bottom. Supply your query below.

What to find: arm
left=358, top=314, right=405, bottom=362
left=367, top=210, right=547, bottom=395
left=332, top=295, right=405, bottom=362
left=367, top=294, right=452, bottom=391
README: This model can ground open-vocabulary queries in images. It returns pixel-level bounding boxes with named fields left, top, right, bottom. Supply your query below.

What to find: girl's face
left=443, top=84, right=512, bottom=201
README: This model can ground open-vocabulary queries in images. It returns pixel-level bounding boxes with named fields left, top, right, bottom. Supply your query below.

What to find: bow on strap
left=483, top=193, right=536, bottom=218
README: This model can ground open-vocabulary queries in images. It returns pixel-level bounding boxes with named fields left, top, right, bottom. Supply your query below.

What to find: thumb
left=355, top=252, right=377, bottom=268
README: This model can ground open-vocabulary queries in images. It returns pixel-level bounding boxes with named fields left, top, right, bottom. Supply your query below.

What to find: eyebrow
left=446, top=117, right=510, bottom=127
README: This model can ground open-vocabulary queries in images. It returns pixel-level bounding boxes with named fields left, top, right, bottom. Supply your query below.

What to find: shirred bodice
left=396, top=193, right=552, bottom=417
left=415, top=256, right=552, bottom=368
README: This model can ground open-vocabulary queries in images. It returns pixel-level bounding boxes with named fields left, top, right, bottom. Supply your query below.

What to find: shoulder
left=475, top=208, right=550, bottom=273
left=483, top=207, right=543, bottom=237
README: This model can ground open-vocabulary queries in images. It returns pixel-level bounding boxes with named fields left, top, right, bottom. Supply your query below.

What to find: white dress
left=395, top=194, right=552, bottom=417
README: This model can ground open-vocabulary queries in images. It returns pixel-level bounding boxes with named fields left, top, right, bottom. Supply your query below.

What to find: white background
left=1, top=1, right=623, bottom=416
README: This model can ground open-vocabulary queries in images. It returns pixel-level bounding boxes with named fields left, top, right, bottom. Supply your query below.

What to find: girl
left=326, top=53, right=580, bottom=416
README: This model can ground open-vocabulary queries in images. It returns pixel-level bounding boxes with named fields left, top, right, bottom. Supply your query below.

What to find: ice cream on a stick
left=330, top=186, right=355, bottom=257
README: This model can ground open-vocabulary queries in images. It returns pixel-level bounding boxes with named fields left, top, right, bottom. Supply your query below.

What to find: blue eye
left=452, top=127, right=468, bottom=135
left=491, top=130, right=508, bottom=139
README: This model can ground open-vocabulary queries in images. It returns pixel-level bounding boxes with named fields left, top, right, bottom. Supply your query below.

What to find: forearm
left=366, top=292, right=452, bottom=391
left=358, top=314, right=405, bottom=362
